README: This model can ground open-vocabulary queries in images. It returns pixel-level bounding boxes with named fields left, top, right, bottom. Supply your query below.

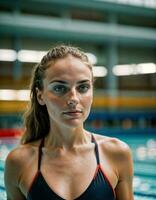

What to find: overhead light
left=86, top=53, right=97, bottom=65
left=93, top=66, right=107, bottom=77
left=137, top=63, right=156, bottom=74
left=17, top=50, right=97, bottom=64
left=16, top=90, right=30, bottom=101
left=112, top=64, right=134, bottom=76
left=17, top=50, right=47, bottom=63
left=0, top=90, right=17, bottom=101
left=0, top=90, right=30, bottom=101
left=113, top=63, right=156, bottom=76
left=95, top=0, right=156, bottom=8
left=0, top=49, right=17, bottom=61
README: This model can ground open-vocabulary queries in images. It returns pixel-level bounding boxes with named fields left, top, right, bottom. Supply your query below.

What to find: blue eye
left=50, top=85, right=68, bottom=95
left=78, top=84, right=90, bottom=93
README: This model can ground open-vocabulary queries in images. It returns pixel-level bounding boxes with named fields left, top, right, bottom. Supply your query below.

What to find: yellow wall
left=0, top=96, right=156, bottom=113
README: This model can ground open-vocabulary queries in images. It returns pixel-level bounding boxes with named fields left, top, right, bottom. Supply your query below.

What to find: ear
left=36, top=88, right=45, bottom=105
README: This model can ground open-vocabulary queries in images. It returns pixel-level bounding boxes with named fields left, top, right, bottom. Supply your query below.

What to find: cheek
left=81, top=93, right=92, bottom=121
left=44, top=94, right=64, bottom=112
left=82, top=92, right=93, bottom=109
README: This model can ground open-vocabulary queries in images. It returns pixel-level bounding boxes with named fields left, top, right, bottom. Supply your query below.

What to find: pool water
left=0, top=137, right=19, bottom=200
left=0, top=136, right=156, bottom=200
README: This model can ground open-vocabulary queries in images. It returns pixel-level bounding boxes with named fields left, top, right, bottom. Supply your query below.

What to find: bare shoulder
left=5, top=140, right=40, bottom=182
left=93, top=133, right=134, bottom=199
left=93, top=133, right=133, bottom=161
left=4, top=140, right=41, bottom=200
left=6, top=140, right=39, bottom=165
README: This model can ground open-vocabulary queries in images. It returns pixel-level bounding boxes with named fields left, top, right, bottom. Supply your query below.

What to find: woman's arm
left=4, top=149, right=26, bottom=200
left=114, top=141, right=134, bottom=200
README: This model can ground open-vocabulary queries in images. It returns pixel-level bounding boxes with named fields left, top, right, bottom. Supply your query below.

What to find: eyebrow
left=49, top=80, right=90, bottom=84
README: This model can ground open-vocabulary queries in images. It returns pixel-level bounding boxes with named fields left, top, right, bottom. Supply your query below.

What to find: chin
left=62, top=119, right=83, bottom=129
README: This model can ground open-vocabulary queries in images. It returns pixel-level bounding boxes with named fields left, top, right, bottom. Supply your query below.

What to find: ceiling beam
left=0, top=12, right=156, bottom=47
left=0, top=0, right=156, bottom=18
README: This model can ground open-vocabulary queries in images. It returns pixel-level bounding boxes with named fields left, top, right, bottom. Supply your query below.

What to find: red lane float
left=0, top=128, right=23, bottom=137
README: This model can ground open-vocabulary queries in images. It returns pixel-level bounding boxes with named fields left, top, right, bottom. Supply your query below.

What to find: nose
left=66, top=88, right=79, bottom=108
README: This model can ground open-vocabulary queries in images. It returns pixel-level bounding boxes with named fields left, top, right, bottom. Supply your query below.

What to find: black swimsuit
left=27, top=135, right=116, bottom=200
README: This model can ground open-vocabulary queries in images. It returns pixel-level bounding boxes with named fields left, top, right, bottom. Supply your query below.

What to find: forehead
left=44, top=55, right=92, bottom=82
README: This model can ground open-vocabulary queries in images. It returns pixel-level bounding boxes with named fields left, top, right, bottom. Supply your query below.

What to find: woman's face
left=38, top=55, right=93, bottom=128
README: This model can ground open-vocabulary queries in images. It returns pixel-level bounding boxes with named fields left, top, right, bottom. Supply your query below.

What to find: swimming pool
left=0, top=136, right=156, bottom=200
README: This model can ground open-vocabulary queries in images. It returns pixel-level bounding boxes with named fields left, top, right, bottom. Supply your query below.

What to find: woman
left=5, top=45, right=134, bottom=200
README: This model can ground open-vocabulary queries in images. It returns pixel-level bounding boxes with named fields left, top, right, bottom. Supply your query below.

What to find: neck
left=44, top=123, right=90, bottom=150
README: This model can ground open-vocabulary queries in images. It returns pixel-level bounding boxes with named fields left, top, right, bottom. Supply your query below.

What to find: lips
left=62, top=110, right=82, bottom=116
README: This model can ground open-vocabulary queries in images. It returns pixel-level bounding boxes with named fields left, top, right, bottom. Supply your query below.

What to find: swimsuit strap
left=91, top=134, right=100, bottom=165
left=38, top=137, right=45, bottom=171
